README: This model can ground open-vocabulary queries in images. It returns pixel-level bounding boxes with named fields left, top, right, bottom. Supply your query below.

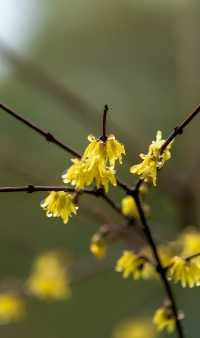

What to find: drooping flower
left=0, top=293, right=25, bottom=324
left=90, top=238, right=106, bottom=259
left=167, top=256, right=200, bottom=288
left=115, top=251, right=155, bottom=280
left=153, top=305, right=176, bottom=333
left=62, top=134, right=125, bottom=192
left=130, top=131, right=173, bottom=186
left=26, top=251, right=71, bottom=300
left=83, top=134, right=125, bottom=168
left=41, top=191, right=78, bottom=224
left=112, top=318, right=155, bottom=338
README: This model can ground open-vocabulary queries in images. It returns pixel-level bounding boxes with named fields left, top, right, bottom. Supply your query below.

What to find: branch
left=133, top=192, right=184, bottom=338
left=0, top=184, right=128, bottom=221
left=0, top=185, right=94, bottom=194
left=161, top=103, right=200, bottom=153
left=0, top=102, right=81, bottom=158
left=102, top=104, right=108, bottom=141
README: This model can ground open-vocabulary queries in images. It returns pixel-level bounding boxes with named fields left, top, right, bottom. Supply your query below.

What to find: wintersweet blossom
left=27, top=252, right=71, bottom=300
left=41, top=191, right=78, bottom=224
left=83, top=134, right=125, bottom=168
left=62, top=134, right=125, bottom=192
left=153, top=306, right=176, bottom=333
left=0, top=293, right=25, bottom=324
left=167, top=256, right=200, bottom=288
left=130, top=131, right=172, bottom=186
left=63, top=158, right=116, bottom=192
left=115, top=251, right=155, bottom=280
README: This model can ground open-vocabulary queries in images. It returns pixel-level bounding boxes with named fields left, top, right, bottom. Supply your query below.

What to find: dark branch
left=0, top=185, right=95, bottom=194
left=0, top=102, right=81, bottom=158
left=102, top=104, right=108, bottom=141
left=133, top=192, right=184, bottom=338
left=161, top=104, right=200, bottom=153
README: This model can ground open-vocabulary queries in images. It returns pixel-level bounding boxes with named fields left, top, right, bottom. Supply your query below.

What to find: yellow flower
left=180, top=229, right=200, bottom=257
left=121, top=196, right=139, bottom=219
left=0, top=293, right=25, bottom=324
left=41, top=191, right=78, bottom=224
left=63, top=158, right=116, bottom=192
left=153, top=306, right=176, bottom=333
left=27, top=251, right=71, bottom=300
left=90, top=239, right=106, bottom=259
left=112, top=318, right=155, bottom=338
left=115, top=251, right=155, bottom=280
left=62, top=134, right=125, bottom=192
left=167, top=256, right=200, bottom=288
left=83, top=134, right=125, bottom=168
left=130, top=131, right=172, bottom=186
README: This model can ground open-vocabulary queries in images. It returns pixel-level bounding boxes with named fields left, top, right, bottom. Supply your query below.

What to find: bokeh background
left=0, top=0, right=200, bottom=337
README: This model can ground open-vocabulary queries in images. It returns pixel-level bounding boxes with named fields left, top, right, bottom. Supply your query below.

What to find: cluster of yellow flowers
left=115, top=250, right=155, bottom=280
left=27, top=251, right=71, bottom=300
left=130, top=130, right=172, bottom=186
left=41, top=191, right=78, bottom=224
left=0, top=251, right=72, bottom=325
left=165, top=229, right=200, bottom=288
left=41, top=134, right=125, bottom=224
left=38, top=123, right=200, bottom=336
left=40, top=130, right=172, bottom=225
left=153, top=305, right=176, bottom=333
left=63, top=134, right=125, bottom=192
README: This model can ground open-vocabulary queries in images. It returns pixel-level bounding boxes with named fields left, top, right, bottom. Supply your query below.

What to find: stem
left=161, top=103, right=200, bottom=153
left=0, top=102, right=81, bottom=158
left=101, top=193, right=122, bottom=216
left=0, top=185, right=94, bottom=194
left=185, top=252, right=200, bottom=261
left=0, top=184, right=126, bottom=219
left=102, top=104, right=109, bottom=141
left=133, top=192, right=184, bottom=338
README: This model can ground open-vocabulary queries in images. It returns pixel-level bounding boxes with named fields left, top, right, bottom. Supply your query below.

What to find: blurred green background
left=0, top=0, right=200, bottom=337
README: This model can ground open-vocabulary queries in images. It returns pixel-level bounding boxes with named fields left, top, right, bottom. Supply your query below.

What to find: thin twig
left=102, top=105, right=109, bottom=141
left=0, top=184, right=126, bottom=220
left=101, top=193, right=122, bottom=216
left=133, top=192, right=184, bottom=338
left=0, top=102, right=81, bottom=158
left=161, top=104, right=200, bottom=153
left=0, top=185, right=94, bottom=194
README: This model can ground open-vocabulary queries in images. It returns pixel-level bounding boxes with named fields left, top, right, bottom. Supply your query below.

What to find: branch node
left=174, top=126, right=183, bottom=135
left=27, top=185, right=35, bottom=193
left=46, top=132, right=54, bottom=142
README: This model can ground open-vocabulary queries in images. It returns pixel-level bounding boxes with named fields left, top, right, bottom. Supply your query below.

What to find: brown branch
left=0, top=184, right=128, bottom=220
left=133, top=192, right=184, bottom=338
left=185, top=252, right=200, bottom=261
left=0, top=185, right=94, bottom=194
left=161, top=103, right=200, bottom=153
left=102, top=105, right=109, bottom=141
left=0, top=102, right=81, bottom=158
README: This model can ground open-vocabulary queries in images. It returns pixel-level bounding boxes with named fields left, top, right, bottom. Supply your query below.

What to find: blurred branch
left=0, top=38, right=139, bottom=161
left=161, top=103, right=200, bottom=153
left=133, top=192, right=184, bottom=338
left=0, top=102, right=81, bottom=158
